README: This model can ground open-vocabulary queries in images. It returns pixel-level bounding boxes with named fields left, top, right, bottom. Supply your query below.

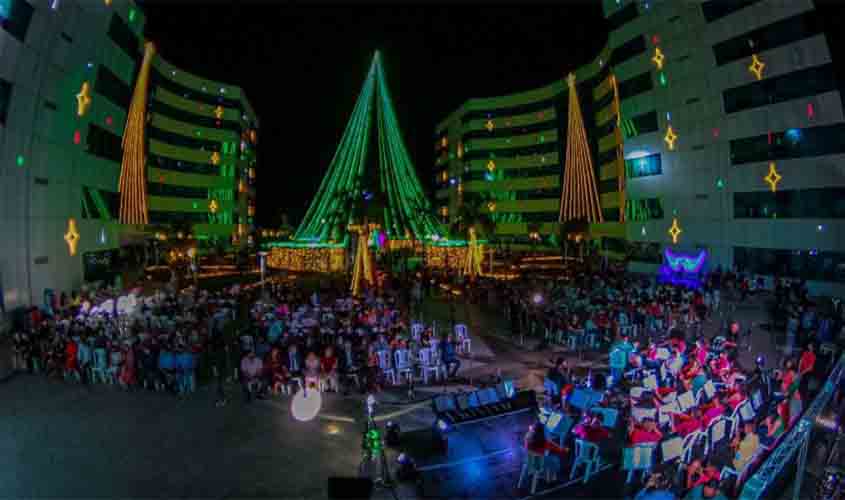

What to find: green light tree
left=294, top=52, right=442, bottom=245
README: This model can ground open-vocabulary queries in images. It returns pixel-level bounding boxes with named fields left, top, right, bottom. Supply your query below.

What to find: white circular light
left=291, top=388, right=322, bottom=422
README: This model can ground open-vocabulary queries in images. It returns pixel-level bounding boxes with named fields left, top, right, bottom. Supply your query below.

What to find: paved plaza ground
left=0, top=292, right=799, bottom=499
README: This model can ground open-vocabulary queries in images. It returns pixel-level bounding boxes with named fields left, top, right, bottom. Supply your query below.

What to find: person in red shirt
left=672, top=408, right=702, bottom=437
left=64, top=337, right=78, bottom=381
left=573, top=411, right=610, bottom=443
left=629, top=417, right=663, bottom=445
left=686, top=458, right=720, bottom=489
left=524, top=420, right=567, bottom=482
left=799, top=344, right=816, bottom=376
left=320, top=346, right=338, bottom=392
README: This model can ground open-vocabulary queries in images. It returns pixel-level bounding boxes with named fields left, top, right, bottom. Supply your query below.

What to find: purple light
left=664, top=248, right=707, bottom=274
left=378, top=231, right=387, bottom=248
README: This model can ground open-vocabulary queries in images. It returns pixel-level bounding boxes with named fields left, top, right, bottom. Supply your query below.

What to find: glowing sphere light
left=291, top=388, right=322, bottom=422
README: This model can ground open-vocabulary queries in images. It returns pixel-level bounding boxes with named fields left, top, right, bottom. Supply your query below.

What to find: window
left=733, top=188, right=845, bottom=219
left=1, top=0, right=33, bottom=43
left=461, top=121, right=557, bottom=140
left=460, top=98, right=559, bottom=124
left=504, top=165, right=560, bottom=179
left=594, top=88, right=615, bottom=112
left=150, top=154, right=220, bottom=176
left=95, top=65, right=132, bottom=110
left=108, top=13, right=139, bottom=59
left=712, top=11, right=822, bottom=66
left=606, top=2, right=638, bottom=33
left=734, top=247, right=845, bottom=282
left=82, top=187, right=119, bottom=219
left=147, top=182, right=209, bottom=199
left=701, top=0, right=761, bottom=23
left=730, top=123, right=845, bottom=165
left=86, top=124, right=123, bottom=163
left=609, top=35, right=647, bottom=67
left=0, top=78, right=11, bottom=125
left=149, top=211, right=209, bottom=225
left=520, top=212, right=559, bottom=223
left=621, top=110, right=659, bottom=138
left=626, top=197, right=664, bottom=221
left=599, top=178, right=618, bottom=194
left=628, top=241, right=662, bottom=264
left=625, top=153, right=662, bottom=178
left=84, top=250, right=120, bottom=283
left=513, top=188, right=559, bottom=200
left=603, top=208, right=621, bottom=223
left=723, top=63, right=836, bottom=114
left=596, top=148, right=618, bottom=168
left=618, top=72, right=653, bottom=100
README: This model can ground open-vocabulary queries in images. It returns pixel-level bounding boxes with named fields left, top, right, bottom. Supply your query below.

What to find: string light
left=764, top=162, right=782, bottom=192
left=211, top=151, right=221, bottom=165
left=462, top=227, right=483, bottom=278
left=76, top=81, right=92, bottom=116
left=668, top=218, right=682, bottom=244
left=487, top=201, right=496, bottom=212
left=749, top=54, right=766, bottom=80
left=486, top=160, right=496, bottom=173
left=214, top=105, right=224, bottom=119
left=209, top=199, right=219, bottom=214
left=118, top=42, right=155, bottom=225
left=559, top=73, right=603, bottom=224
left=64, top=218, right=80, bottom=256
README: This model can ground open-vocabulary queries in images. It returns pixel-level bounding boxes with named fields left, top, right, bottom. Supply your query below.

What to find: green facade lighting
left=16, top=155, right=24, bottom=167
left=659, top=72, right=667, bottom=86
left=128, top=8, right=136, bottom=22
left=716, top=178, right=725, bottom=189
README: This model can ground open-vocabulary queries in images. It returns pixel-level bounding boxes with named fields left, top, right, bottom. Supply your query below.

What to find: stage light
left=385, top=421, right=401, bottom=446
left=291, top=388, right=322, bottom=422
left=532, top=293, right=544, bottom=305
left=436, top=419, right=449, bottom=432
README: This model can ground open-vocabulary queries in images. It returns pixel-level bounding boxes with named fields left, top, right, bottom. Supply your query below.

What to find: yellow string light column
left=349, top=224, right=376, bottom=297
left=119, top=41, right=156, bottom=225
left=559, top=72, right=604, bottom=224
left=462, top=226, right=483, bottom=278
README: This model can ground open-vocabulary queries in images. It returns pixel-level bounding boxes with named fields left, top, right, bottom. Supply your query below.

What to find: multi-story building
left=0, top=0, right=257, bottom=312
left=437, top=0, right=845, bottom=294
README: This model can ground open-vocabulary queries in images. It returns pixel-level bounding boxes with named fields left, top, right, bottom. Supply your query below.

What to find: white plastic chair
left=570, top=439, right=601, bottom=483
left=376, top=350, right=397, bottom=385
left=394, top=348, right=413, bottom=384
left=411, top=322, right=424, bottom=343
left=625, top=444, right=656, bottom=484
left=418, top=348, right=441, bottom=384
left=518, top=451, right=546, bottom=494
left=681, top=430, right=704, bottom=465
left=704, top=416, right=729, bottom=456
left=454, top=324, right=471, bottom=355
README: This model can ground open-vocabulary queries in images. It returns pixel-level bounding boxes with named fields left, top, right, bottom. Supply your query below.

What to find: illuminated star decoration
left=210, top=151, right=221, bottom=165
left=749, top=54, right=766, bottom=80
left=664, top=125, right=677, bottom=151
left=764, top=162, right=782, bottom=192
left=76, top=82, right=92, bottom=116
left=64, top=218, right=80, bottom=256
left=485, top=119, right=495, bottom=132
left=652, top=47, right=665, bottom=70
left=486, top=160, right=496, bottom=173
left=487, top=201, right=496, bottom=212
left=668, top=217, right=682, bottom=244
left=214, top=105, right=224, bottom=120
left=209, top=199, right=219, bottom=214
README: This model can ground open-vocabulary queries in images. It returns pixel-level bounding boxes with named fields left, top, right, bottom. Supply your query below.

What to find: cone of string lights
left=119, top=41, right=156, bottom=225
left=559, top=72, right=604, bottom=225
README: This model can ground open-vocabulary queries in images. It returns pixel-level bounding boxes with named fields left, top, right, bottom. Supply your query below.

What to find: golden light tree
left=462, top=226, right=483, bottom=278
left=119, top=41, right=156, bottom=225
left=349, top=224, right=376, bottom=296
left=559, top=72, right=604, bottom=224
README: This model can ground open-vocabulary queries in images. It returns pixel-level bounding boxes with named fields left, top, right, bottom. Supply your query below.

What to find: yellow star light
left=486, top=160, right=496, bottom=173
left=487, top=201, right=496, bottom=212
left=764, top=162, right=782, bottom=192
left=209, top=199, right=219, bottom=214
left=76, top=81, right=92, bottom=116
left=485, top=119, right=495, bottom=132
left=64, top=218, right=80, bottom=256
left=668, top=217, right=682, bottom=244
left=652, top=47, right=665, bottom=70
left=749, top=54, right=766, bottom=81
left=214, top=105, right=224, bottom=119
left=664, top=125, right=677, bottom=151
left=210, top=151, right=221, bottom=165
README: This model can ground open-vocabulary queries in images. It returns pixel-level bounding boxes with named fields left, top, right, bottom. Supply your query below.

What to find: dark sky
left=138, top=1, right=608, bottom=228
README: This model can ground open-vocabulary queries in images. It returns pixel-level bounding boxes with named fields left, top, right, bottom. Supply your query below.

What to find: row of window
left=512, top=188, right=559, bottom=200
left=713, top=10, right=822, bottom=67
left=622, top=111, right=659, bottom=138
left=1, top=0, right=33, bottom=43
left=734, top=187, right=845, bottom=219
left=148, top=211, right=210, bottom=225
left=96, top=65, right=132, bottom=110
left=150, top=98, right=242, bottom=133
left=86, top=124, right=123, bottom=163
left=150, top=154, right=221, bottom=176
left=606, top=2, right=638, bottom=33
left=107, top=13, right=139, bottom=60
left=463, top=142, right=558, bottom=162
left=723, top=63, right=836, bottom=114
left=734, top=246, right=845, bottom=283
left=618, top=72, right=653, bottom=101
left=463, top=163, right=560, bottom=182
left=730, top=122, right=845, bottom=165
left=147, top=182, right=209, bottom=199
left=626, top=197, right=664, bottom=221
left=625, top=153, right=662, bottom=179
left=461, top=120, right=557, bottom=141
left=460, top=97, right=559, bottom=124
left=150, top=68, right=243, bottom=110
left=148, top=125, right=222, bottom=152
left=608, top=35, right=646, bottom=68
left=700, top=0, right=761, bottom=23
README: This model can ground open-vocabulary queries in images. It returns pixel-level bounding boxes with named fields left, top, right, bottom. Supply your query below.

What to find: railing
left=740, top=352, right=845, bottom=500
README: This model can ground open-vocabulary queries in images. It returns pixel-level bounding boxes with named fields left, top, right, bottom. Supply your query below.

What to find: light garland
left=118, top=42, right=155, bottom=225
left=64, top=218, right=80, bottom=256
left=559, top=73, right=603, bottom=223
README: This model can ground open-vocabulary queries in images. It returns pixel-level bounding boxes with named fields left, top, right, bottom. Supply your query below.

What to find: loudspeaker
left=327, top=477, right=373, bottom=499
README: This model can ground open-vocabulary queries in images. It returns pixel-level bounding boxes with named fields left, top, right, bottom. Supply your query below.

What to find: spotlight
left=436, top=419, right=449, bottom=432
left=396, top=453, right=419, bottom=481
left=291, top=387, right=322, bottom=422
left=755, top=355, right=766, bottom=369
left=532, top=293, right=544, bottom=305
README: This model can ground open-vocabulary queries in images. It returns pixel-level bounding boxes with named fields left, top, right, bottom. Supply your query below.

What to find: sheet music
left=632, top=407, right=657, bottom=422
left=643, top=375, right=658, bottom=390
left=739, top=402, right=755, bottom=421
left=711, top=419, right=726, bottom=443
left=661, top=437, right=683, bottom=462
left=678, top=391, right=696, bottom=412
left=703, top=380, right=716, bottom=400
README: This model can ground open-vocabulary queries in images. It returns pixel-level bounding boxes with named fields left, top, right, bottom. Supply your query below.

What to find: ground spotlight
left=291, top=387, right=322, bottom=422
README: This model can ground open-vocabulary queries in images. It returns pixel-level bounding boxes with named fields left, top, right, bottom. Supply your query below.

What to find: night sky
left=138, top=1, right=608, bottom=228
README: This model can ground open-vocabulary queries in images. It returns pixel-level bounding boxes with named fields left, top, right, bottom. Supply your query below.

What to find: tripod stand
left=358, top=395, right=399, bottom=500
